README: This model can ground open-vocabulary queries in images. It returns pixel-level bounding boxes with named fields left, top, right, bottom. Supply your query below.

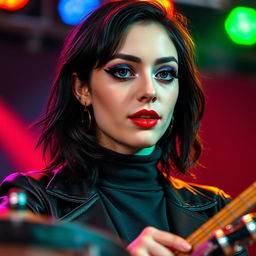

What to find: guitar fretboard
left=176, top=181, right=256, bottom=255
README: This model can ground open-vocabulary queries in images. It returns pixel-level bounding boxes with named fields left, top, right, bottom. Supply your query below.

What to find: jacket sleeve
left=0, top=172, right=48, bottom=214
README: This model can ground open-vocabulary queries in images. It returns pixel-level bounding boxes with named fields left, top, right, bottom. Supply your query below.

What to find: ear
left=72, top=72, right=92, bottom=106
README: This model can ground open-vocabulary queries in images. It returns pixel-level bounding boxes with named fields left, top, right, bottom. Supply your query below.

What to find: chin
left=134, top=133, right=159, bottom=146
left=131, top=139, right=157, bottom=149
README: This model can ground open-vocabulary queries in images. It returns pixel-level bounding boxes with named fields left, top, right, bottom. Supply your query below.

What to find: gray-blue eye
left=104, top=65, right=136, bottom=80
left=116, top=69, right=130, bottom=78
left=155, top=67, right=178, bottom=84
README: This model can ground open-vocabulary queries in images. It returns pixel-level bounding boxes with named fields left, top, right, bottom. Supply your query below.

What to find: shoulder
left=0, top=169, right=96, bottom=214
left=165, top=176, right=231, bottom=214
left=170, top=177, right=230, bottom=200
left=0, top=170, right=55, bottom=192
left=0, top=170, right=56, bottom=213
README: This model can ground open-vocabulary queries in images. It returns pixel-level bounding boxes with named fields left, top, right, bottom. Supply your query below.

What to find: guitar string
left=188, top=188, right=256, bottom=247
left=175, top=182, right=256, bottom=256
left=188, top=187, right=255, bottom=245
left=185, top=184, right=256, bottom=248
left=175, top=187, right=256, bottom=256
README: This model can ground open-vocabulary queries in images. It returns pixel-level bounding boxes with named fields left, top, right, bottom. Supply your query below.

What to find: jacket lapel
left=45, top=169, right=220, bottom=240
left=161, top=175, right=217, bottom=238
left=46, top=170, right=120, bottom=238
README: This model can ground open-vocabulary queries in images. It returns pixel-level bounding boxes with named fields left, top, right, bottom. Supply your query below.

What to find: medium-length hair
left=36, top=0, right=204, bottom=182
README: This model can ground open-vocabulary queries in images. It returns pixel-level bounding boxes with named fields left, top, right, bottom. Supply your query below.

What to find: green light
left=225, top=6, right=256, bottom=45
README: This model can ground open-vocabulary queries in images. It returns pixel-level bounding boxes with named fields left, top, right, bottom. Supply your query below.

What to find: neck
left=134, top=145, right=156, bottom=156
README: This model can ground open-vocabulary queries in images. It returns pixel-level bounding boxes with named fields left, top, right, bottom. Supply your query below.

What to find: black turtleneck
left=96, top=146, right=170, bottom=244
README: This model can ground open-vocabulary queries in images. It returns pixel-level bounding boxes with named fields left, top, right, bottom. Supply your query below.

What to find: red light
left=0, top=99, right=45, bottom=171
left=0, top=0, right=30, bottom=11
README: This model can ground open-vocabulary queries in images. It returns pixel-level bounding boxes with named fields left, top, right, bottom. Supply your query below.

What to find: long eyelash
left=104, top=64, right=133, bottom=73
left=167, top=70, right=178, bottom=79
left=104, top=68, right=128, bottom=78
left=104, top=64, right=135, bottom=81
left=157, top=66, right=179, bottom=80
left=104, top=68, right=116, bottom=75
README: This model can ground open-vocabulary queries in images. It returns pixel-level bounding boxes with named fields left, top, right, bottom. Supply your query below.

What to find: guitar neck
left=176, top=181, right=256, bottom=256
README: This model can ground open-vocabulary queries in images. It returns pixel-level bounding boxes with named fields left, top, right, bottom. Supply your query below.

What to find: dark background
left=0, top=0, right=255, bottom=254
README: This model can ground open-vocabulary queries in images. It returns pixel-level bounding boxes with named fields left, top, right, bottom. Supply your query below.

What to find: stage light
left=0, top=99, right=45, bottom=170
left=57, top=0, right=101, bottom=26
left=225, top=6, right=256, bottom=46
left=0, top=0, right=30, bottom=11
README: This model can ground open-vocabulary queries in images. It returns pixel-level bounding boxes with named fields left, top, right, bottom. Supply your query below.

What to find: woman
left=0, top=1, right=247, bottom=255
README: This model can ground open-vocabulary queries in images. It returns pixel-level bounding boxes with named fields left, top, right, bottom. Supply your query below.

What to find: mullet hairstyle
left=36, top=0, right=204, bottom=182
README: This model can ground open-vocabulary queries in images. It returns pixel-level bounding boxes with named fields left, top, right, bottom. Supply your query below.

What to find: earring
left=82, top=105, right=91, bottom=130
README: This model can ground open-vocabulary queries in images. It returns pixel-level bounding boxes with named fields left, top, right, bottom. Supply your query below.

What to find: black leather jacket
left=0, top=170, right=247, bottom=255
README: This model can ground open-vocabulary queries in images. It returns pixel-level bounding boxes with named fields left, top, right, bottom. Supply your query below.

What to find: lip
left=129, top=109, right=160, bottom=119
left=128, top=109, right=160, bottom=128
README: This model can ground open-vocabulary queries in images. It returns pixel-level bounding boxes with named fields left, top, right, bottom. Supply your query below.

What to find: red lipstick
left=128, top=109, right=160, bottom=128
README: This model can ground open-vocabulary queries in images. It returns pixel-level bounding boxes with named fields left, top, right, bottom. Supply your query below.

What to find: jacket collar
left=46, top=169, right=96, bottom=203
left=161, top=175, right=217, bottom=210
left=46, top=169, right=217, bottom=210
left=45, top=169, right=218, bottom=239
left=159, top=175, right=218, bottom=237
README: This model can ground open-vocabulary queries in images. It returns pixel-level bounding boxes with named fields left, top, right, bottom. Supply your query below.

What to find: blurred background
left=0, top=0, right=255, bottom=254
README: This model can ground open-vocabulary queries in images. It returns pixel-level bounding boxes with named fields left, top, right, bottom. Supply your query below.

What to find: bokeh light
left=0, top=0, right=30, bottom=11
left=225, top=6, right=256, bottom=45
left=57, top=0, right=101, bottom=26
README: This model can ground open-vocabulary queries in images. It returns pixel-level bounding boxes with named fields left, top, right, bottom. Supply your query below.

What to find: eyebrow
left=109, top=53, right=178, bottom=65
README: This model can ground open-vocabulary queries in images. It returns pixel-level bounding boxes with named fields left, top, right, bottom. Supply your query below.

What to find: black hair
left=36, top=0, right=204, bottom=182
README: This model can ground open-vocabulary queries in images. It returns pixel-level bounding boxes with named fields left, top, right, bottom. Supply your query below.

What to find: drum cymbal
left=0, top=209, right=129, bottom=256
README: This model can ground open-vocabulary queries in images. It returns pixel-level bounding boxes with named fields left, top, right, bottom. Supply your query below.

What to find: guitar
left=175, top=181, right=256, bottom=255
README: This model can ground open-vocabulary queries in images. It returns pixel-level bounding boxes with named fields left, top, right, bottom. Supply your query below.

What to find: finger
left=142, top=226, right=192, bottom=252
left=128, top=246, right=150, bottom=256
left=141, top=235, right=175, bottom=256
left=128, top=235, right=173, bottom=256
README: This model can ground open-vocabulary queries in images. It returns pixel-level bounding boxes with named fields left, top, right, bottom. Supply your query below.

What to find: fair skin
left=73, top=22, right=191, bottom=255
left=73, top=22, right=179, bottom=155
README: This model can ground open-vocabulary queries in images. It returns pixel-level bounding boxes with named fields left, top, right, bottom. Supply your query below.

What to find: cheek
left=160, top=84, right=179, bottom=131
left=163, top=83, right=179, bottom=114
left=90, top=85, right=124, bottom=125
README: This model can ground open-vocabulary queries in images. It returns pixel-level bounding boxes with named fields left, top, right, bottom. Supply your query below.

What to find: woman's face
left=85, top=22, right=179, bottom=154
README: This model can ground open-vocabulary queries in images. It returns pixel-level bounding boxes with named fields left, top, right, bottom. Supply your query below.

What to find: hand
left=127, top=226, right=192, bottom=256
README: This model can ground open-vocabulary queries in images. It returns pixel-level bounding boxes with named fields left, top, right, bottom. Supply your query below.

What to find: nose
left=136, top=75, right=157, bottom=103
